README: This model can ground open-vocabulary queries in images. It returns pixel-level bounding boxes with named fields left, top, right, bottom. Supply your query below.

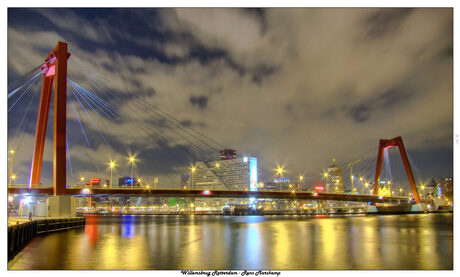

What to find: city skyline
left=7, top=8, right=453, bottom=188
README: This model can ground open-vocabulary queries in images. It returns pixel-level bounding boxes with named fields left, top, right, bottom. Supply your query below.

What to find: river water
left=8, top=213, right=453, bottom=270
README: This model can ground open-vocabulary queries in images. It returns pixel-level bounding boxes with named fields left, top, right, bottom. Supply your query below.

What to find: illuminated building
left=261, top=181, right=280, bottom=190
left=326, top=159, right=345, bottom=193
left=274, top=178, right=290, bottom=190
left=118, top=176, right=139, bottom=187
left=426, top=178, right=438, bottom=198
left=193, top=156, right=258, bottom=191
left=438, top=177, right=453, bottom=202
left=220, top=149, right=236, bottom=160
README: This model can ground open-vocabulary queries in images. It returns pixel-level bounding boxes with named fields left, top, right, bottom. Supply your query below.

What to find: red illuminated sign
left=90, top=178, right=101, bottom=186
left=314, top=185, right=325, bottom=191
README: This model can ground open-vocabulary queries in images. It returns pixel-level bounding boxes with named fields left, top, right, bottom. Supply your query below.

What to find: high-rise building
left=438, top=177, right=453, bottom=202
left=220, top=149, right=236, bottom=160
left=326, top=159, right=345, bottom=193
left=192, top=155, right=258, bottom=191
left=118, top=176, right=139, bottom=187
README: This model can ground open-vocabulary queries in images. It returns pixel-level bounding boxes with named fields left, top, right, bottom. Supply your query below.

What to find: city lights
left=109, top=160, right=116, bottom=188
left=9, top=149, right=15, bottom=186
left=5, top=9, right=454, bottom=271
left=128, top=155, right=136, bottom=180
left=276, top=166, right=284, bottom=175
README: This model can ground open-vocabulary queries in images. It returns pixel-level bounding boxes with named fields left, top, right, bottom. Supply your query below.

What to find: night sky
left=7, top=8, right=453, bottom=189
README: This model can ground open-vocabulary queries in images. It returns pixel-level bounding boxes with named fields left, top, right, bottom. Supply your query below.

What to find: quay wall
left=8, top=217, right=85, bottom=261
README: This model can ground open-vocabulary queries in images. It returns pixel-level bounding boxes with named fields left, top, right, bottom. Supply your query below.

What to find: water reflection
left=8, top=214, right=453, bottom=270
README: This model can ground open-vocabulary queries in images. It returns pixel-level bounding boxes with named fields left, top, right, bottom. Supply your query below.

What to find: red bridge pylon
left=372, top=136, right=420, bottom=204
left=29, top=42, right=70, bottom=196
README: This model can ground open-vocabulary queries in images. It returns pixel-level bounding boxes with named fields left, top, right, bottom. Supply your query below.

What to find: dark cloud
left=348, top=104, right=372, bottom=122
left=189, top=95, right=208, bottom=109
left=365, top=8, right=412, bottom=39
left=251, top=63, right=279, bottom=84
left=345, top=85, right=414, bottom=123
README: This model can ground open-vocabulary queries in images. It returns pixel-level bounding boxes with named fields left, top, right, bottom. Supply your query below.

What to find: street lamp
left=276, top=166, right=284, bottom=176
left=109, top=161, right=116, bottom=188
left=9, top=149, right=15, bottom=186
left=363, top=182, right=369, bottom=194
left=191, top=166, right=196, bottom=189
left=11, top=174, right=16, bottom=184
left=299, top=175, right=304, bottom=191
left=129, top=155, right=136, bottom=179
left=80, top=176, right=85, bottom=185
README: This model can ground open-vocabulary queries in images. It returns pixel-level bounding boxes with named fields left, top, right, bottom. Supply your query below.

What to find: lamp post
left=191, top=166, right=196, bottom=189
left=275, top=166, right=284, bottom=190
left=215, top=162, right=220, bottom=189
left=299, top=175, right=304, bottom=191
left=323, top=172, right=328, bottom=191
left=109, top=161, right=116, bottom=188
left=8, top=149, right=15, bottom=186
left=363, top=182, right=369, bottom=195
left=129, top=155, right=136, bottom=180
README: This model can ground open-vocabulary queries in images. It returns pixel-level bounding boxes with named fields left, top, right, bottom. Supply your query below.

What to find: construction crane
left=349, top=159, right=361, bottom=194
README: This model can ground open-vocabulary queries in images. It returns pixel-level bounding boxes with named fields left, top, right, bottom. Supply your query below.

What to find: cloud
left=7, top=8, right=453, bottom=189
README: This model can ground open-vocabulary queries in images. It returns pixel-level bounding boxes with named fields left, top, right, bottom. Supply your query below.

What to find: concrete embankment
left=8, top=217, right=85, bottom=261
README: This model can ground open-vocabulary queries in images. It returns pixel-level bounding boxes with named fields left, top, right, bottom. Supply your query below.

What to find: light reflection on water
left=8, top=213, right=452, bottom=270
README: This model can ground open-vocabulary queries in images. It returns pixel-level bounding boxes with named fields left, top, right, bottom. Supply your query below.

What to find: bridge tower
left=372, top=136, right=421, bottom=203
left=29, top=42, right=70, bottom=196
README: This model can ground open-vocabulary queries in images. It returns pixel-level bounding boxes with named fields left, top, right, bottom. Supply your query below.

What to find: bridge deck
left=8, top=187, right=428, bottom=204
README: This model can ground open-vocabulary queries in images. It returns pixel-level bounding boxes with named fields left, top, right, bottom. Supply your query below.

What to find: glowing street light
left=276, top=166, right=284, bottom=176
left=109, top=161, right=116, bottom=188
left=191, top=166, right=196, bottom=189
left=8, top=149, right=15, bottom=186
left=215, top=163, right=220, bottom=168
left=299, top=175, right=304, bottom=191
left=129, top=155, right=136, bottom=180
left=362, top=182, right=369, bottom=195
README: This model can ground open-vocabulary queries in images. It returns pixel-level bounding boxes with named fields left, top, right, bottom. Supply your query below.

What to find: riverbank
left=8, top=217, right=85, bottom=261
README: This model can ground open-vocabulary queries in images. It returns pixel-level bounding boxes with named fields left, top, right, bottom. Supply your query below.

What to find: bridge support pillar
left=47, top=196, right=76, bottom=218
left=372, top=136, right=421, bottom=204
left=366, top=205, right=378, bottom=213
left=29, top=41, right=70, bottom=195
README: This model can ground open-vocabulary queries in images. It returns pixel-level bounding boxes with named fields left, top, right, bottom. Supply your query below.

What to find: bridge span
left=8, top=186, right=430, bottom=204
